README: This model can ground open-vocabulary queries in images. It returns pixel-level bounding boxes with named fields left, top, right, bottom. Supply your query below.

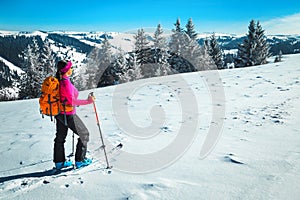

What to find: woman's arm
left=73, top=96, right=93, bottom=106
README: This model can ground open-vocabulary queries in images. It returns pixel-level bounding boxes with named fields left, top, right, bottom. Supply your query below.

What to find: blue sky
left=1, top=0, right=300, bottom=35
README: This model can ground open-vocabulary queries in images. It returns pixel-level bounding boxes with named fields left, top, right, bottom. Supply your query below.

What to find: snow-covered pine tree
left=169, top=18, right=195, bottom=73
left=112, top=49, right=129, bottom=84
left=152, top=24, right=171, bottom=76
left=254, top=21, right=270, bottom=65
left=191, top=39, right=216, bottom=71
left=19, top=37, right=42, bottom=99
left=208, top=33, right=224, bottom=69
left=97, top=36, right=115, bottom=87
left=78, top=46, right=100, bottom=90
left=134, top=28, right=149, bottom=62
left=203, top=37, right=211, bottom=54
left=79, top=36, right=115, bottom=89
left=126, top=52, right=143, bottom=81
left=0, top=87, right=19, bottom=101
left=39, top=38, right=56, bottom=77
left=169, top=18, right=185, bottom=56
left=175, top=18, right=184, bottom=32
left=134, top=28, right=149, bottom=51
left=153, top=24, right=165, bottom=63
left=173, top=20, right=215, bottom=72
left=185, top=18, right=197, bottom=40
left=236, top=19, right=270, bottom=67
left=236, top=20, right=257, bottom=67
left=134, top=28, right=151, bottom=77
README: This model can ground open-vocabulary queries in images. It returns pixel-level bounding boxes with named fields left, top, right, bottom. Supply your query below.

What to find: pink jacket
left=59, top=75, right=92, bottom=115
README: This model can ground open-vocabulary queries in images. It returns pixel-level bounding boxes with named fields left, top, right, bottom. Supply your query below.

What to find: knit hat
left=57, top=60, right=72, bottom=74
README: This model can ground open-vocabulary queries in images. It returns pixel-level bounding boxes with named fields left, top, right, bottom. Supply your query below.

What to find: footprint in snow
left=223, top=153, right=245, bottom=165
left=60, top=183, right=70, bottom=188
left=72, top=178, right=84, bottom=185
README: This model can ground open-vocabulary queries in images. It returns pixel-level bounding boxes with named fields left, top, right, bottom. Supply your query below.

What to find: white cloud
left=263, top=13, right=300, bottom=35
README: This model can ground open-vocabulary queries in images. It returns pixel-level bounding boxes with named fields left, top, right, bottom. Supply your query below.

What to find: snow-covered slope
left=0, top=54, right=300, bottom=199
left=0, top=56, right=24, bottom=75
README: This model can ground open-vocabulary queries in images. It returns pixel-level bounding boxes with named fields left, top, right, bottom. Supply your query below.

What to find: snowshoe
left=75, top=158, right=92, bottom=169
left=55, top=160, right=73, bottom=170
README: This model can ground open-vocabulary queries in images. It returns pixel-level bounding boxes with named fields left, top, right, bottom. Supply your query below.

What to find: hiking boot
left=75, top=158, right=92, bottom=169
left=55, top=160, right=73, bottom=170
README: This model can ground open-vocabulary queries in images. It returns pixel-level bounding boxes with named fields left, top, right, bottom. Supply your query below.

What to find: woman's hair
left=55, top=60, right=68, bottom=80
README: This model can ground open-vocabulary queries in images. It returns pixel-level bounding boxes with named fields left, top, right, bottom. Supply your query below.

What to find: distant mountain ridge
left=1, top=30, right=300, bottom=100
left=1, top=30, right=299, bottom=62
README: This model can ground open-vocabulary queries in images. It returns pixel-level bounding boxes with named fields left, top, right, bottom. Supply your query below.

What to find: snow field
left=0, top=54, right=300, bottom=199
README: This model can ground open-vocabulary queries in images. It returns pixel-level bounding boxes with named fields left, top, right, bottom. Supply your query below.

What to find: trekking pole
left=67, top=132, right=75, bottom=159
left=72, top=132, right=75, bottom=155
left=90, top=92, right=111, bottom=169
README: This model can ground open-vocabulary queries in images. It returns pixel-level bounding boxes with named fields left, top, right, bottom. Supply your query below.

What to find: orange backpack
left=39, top=76, right=61, bottom=121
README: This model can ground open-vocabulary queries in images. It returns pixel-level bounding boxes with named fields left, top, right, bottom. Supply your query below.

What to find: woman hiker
left=54, top=60, right=94, bottom=169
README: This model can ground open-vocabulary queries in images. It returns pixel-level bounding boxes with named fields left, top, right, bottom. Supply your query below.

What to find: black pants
left=54, top=114, right=89, bottom=163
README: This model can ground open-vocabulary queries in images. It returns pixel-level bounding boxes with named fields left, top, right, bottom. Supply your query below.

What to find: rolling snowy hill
left=0, top=53, right=299, bottom=199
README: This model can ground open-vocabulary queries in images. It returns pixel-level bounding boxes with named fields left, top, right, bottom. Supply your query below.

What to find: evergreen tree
left=174, top=18, right=184, bottom=32
left=75, top=36, right=114, bottom=89
left=236, top=20, right=257, bottom=67
left=79, top=46, right=100, bottom=90
left=39, top=38, right=56, bottom=77
left=19, top=38, right=41, bottom=99
left=192, top=39, right=216, bottom=71
left=126, top=52, right=143, bottom=81
left=236, top=20, right=270, bottom=67
left=169, top=18, right=214, bottom=72
left=152, top=24, right=171, bottom=76
left=18, top=37, right=59, bottom=98
left=169, top=18, right=192, bottom=72
left=185, top=18, right=197, bottom=40
left=203, top=37, right=211, bottom=54
left=254, top=21, right=270, bottom=65
left=97, top=36, right=115, bottom=87
left=208, top=33, right=224, bottom=69
left=134, top=28, right=150, bottom=77
left=169, top=18, right=186, bottom=56
left=134, top=28, right=149, bottom=51
left=134, top=28, right=150, bottom=64
left=153, top=24, right=165, bottom=60
left=112, top=49, right=129, bottom=84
